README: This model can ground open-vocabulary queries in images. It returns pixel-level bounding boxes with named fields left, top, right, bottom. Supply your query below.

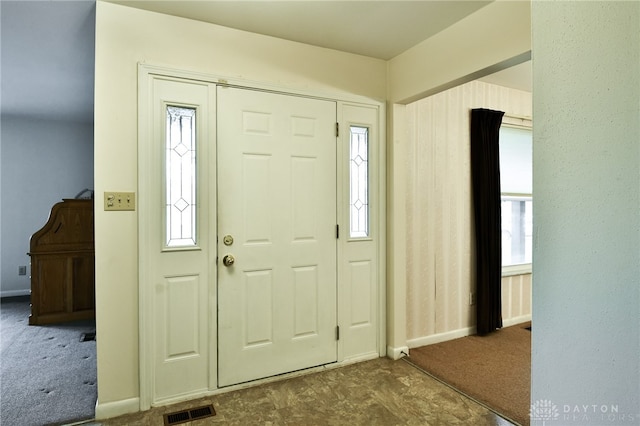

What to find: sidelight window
left=349, top=126, right=369, bottom=238
left=165, top=105, right=197, bottom=248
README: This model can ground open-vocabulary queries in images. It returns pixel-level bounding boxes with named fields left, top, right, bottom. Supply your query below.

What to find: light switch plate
left=104, top=192, right=136, bottom=211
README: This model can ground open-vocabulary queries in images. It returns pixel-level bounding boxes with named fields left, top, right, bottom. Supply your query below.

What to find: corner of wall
left=386, top=345, right=409, bottom=361
left=95, top=397, right=140, bottom=420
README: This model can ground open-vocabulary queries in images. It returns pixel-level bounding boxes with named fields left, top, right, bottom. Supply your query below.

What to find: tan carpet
left=405, top=322, right=531, bottom=426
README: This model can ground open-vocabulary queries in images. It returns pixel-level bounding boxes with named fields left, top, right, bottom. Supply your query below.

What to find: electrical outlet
left=18, top=266, right=27, bottom=276
left=469, top=292, right=476, bottom=306
left=104, top=192, right=136, bottom=211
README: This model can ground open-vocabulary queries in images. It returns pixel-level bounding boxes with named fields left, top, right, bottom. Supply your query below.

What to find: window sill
left=502, top=263, right=532, bottom=277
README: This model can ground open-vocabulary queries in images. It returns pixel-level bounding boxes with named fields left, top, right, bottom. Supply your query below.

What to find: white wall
left=94, top=1, right=386, bottom=415
left=0, top=117, right=3, bottom=296
left=404, top=80, right=531, bottom=347
left=532, top=1, right=640, bottom=422
left=0, top=115, right=94, bottom=297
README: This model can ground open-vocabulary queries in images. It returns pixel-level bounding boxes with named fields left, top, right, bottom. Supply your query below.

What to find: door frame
left=138, top=64, right=386, bottom=410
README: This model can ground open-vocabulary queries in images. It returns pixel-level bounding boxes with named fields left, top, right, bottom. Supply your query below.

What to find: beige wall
left=384, top=0, right=531, bottom=355
left=404, top=80, right=531, bottom=346
left=501, top=273, right=532, bottom=323
left=94, top=0, right=386, bottom=413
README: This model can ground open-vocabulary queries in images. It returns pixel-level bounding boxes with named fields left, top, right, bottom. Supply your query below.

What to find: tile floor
left=87, top=357, right=516, bottom=426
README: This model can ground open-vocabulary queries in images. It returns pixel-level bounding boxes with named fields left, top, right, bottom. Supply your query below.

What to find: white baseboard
left=502, top=314, right=531, bottom=328
left=0, top=289, right=30, bottom=298
left=407, top=326, right=476, bottom=349
left=95, top=397, right=140, bottom=420
left=386, top=345, right=409, bottom=360
left=407, top=316, right=532, bottom=349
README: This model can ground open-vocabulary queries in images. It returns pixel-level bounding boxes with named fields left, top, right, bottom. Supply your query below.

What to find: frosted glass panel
left=350, top=126, right=369, bottom=238
left=166, top=106, right=197, bottom=247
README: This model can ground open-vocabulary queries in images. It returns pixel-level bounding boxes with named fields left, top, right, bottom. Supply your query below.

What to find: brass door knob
left=222, top=254, right=235, bottom=267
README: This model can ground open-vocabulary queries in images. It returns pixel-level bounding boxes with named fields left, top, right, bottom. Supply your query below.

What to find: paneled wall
left=405, top=80, right=531, bottom=346
left=501, top=273, right=532, bottom=326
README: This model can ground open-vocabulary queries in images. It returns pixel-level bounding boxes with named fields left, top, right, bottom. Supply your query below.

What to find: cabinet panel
left=29, top=199, right=95, bottom=325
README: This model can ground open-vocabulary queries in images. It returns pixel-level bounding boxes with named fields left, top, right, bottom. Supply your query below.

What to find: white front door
left=217, top=87, right=338, bottom=386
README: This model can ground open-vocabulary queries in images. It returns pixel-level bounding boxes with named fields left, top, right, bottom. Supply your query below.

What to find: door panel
left=145, top=77, right=214, bottom=401
left=217, top=87, right=337, bottom=386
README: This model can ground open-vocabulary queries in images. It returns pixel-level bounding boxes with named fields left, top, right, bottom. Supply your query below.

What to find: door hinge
left=336, top=122, right=339, bottom=137
left=336, top=325, right=340, bottom=341
left=336, top=224, right=339, bottom=239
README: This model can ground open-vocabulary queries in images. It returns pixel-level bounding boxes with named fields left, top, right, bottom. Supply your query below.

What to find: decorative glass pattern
left=165, top=106, right=197, bottom=247
left=349, top=126, right=369, bottom=238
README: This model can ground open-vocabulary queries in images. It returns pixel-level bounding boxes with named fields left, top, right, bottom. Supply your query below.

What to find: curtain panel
left=470, top=108, right=504, bottom=335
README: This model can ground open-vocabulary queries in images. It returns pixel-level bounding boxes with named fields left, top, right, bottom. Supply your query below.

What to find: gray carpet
left=1, top=296, right=97, bottom=426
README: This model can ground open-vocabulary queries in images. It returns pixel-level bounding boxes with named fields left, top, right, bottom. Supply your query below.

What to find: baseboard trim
left=386, top=345, right=409, bottom=360
left=407, top=326, right=476, bottom=349
left=407, top=315, right=532, bottom=349
left=0, top=289, right=30, bottom=298
left=502, top=314, right=531, bottom=328
left=95, top=397, right=140, bottom=420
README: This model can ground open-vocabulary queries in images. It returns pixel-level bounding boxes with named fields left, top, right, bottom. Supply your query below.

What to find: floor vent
left=164, top=404, right=216, bottom=425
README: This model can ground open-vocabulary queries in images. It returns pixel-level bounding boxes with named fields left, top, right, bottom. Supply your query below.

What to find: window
left=499, top=124, right=532, bottom=273
left=501, top=196, right=532, bottom=265
left=349, top=126, right=369, bottom=238
left=165, top=105, right=197, bottom=248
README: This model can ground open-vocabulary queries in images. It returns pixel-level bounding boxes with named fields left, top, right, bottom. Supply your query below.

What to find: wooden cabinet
left=28, top=199, right=95, bottom=325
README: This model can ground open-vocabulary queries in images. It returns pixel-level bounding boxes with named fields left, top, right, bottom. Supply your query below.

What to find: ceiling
left=109, top=1, right=491, bottom=60
left=0, top=0, right=530, bottom=124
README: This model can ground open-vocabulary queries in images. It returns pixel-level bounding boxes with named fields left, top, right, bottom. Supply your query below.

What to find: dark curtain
left=470, top=108, right=504, bottom=335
